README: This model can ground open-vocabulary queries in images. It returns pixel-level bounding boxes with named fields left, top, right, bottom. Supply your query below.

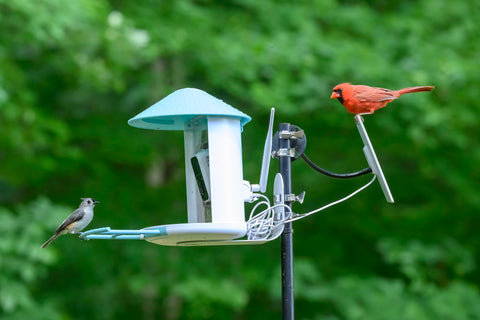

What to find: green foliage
left=320, top=277, right=480, bottom=320
left=1, top=0, right=480, bottom=319
left=0, top=198, right=68, bottom=319
left=289, top=241, right=480, bottom=320
left=172, top=277, right=248, bottom=318
left=378, top=238, right=475, bottom=286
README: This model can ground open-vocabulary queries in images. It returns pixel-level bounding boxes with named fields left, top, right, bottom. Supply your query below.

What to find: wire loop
left=301, top=153, right=372, bottom=178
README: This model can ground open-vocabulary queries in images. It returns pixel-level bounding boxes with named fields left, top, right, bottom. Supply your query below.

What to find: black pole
left=279, top=122, right=294, bottom=320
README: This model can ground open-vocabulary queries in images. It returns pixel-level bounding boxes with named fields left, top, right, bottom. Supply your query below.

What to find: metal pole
left=279, top=122, right=294, bottom=320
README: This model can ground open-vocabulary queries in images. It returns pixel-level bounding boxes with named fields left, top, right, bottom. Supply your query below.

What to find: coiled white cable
left=246, top=175, right=377, bottom=240
left=246, top=194, right=292, bottom=241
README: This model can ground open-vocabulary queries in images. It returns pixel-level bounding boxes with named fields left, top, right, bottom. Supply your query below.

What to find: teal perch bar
left=80, top=227, right=167, bottom=240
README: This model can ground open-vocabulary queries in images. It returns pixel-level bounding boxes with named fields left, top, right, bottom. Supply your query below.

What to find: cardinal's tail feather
left=396, top=86, right=435, bottom=96
left=41, top=233, right=60, bottom=248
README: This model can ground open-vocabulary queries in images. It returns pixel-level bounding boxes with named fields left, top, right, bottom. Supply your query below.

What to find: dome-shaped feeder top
left=128, top=88, right=251, bottom=131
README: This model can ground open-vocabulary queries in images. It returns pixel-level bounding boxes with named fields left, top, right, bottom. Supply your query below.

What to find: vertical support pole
left=279, top=122, right=294, bottom=320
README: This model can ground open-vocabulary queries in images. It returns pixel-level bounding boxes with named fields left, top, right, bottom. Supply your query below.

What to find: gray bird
left=41, top=198, right=99, bottom=248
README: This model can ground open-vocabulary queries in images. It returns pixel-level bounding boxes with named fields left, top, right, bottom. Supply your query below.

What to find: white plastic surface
left=207, top=117, right=246, bottom=224
left=273, top=173, right=285, bottom=222
left=355, top=115, right=394, bottom=203
left=259, top=108, right=275, bottom=193
left=143, top=222, right=247, bottom=246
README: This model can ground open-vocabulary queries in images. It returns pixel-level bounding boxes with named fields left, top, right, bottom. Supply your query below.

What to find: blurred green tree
left=1, top=0, right=479, bottom=319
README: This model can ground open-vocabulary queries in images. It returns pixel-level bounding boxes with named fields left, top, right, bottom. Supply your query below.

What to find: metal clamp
left=279, top=129, right=305, bottom=140
left=284, top=191, right=306, bottom=204
left=272, top=148, right=296, bottom=158
left=273, top=125, right=307, bottom=161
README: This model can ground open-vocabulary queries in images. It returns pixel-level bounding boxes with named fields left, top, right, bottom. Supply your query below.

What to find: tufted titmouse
left=41, top=198, right=99, bottom=248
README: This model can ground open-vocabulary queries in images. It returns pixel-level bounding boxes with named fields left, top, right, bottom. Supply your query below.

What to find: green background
left=1, top=0, right=479, bottom=319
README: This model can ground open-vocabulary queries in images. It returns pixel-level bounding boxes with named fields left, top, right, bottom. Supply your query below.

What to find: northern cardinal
left=330, top=83, right=434, bottom=115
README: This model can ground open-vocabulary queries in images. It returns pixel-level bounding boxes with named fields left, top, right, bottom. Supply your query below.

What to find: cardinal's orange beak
left=330, top=92, right=339, bottom=99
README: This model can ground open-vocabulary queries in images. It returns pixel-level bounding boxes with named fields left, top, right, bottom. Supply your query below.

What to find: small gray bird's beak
left=93, top=200, right=100, bottom=205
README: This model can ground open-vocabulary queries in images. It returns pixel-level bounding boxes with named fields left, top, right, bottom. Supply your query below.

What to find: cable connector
left=242, top=180, right=256, bottom=202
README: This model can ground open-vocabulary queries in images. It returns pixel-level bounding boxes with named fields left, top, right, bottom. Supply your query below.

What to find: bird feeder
left=127, top=88, right=251, bottom=245
left=76, top=87, right=400, bottom=320
left=80, top=88, right=392, bottom=247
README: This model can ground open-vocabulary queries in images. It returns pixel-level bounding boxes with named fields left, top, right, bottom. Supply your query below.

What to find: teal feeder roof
left=128, top=88, right=252, bottom=131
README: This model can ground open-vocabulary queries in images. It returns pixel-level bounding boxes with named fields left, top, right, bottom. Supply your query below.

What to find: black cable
left=301, top=153, right=372, bottom=179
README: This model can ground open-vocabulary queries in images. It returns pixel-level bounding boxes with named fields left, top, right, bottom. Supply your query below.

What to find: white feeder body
left=207, top=117, right=244, bottom=224
left=184, top=116, right=245, bottom=227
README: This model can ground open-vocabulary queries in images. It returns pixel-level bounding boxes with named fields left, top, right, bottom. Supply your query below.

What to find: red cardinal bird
left=330, top=83, right=434, bottom=115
